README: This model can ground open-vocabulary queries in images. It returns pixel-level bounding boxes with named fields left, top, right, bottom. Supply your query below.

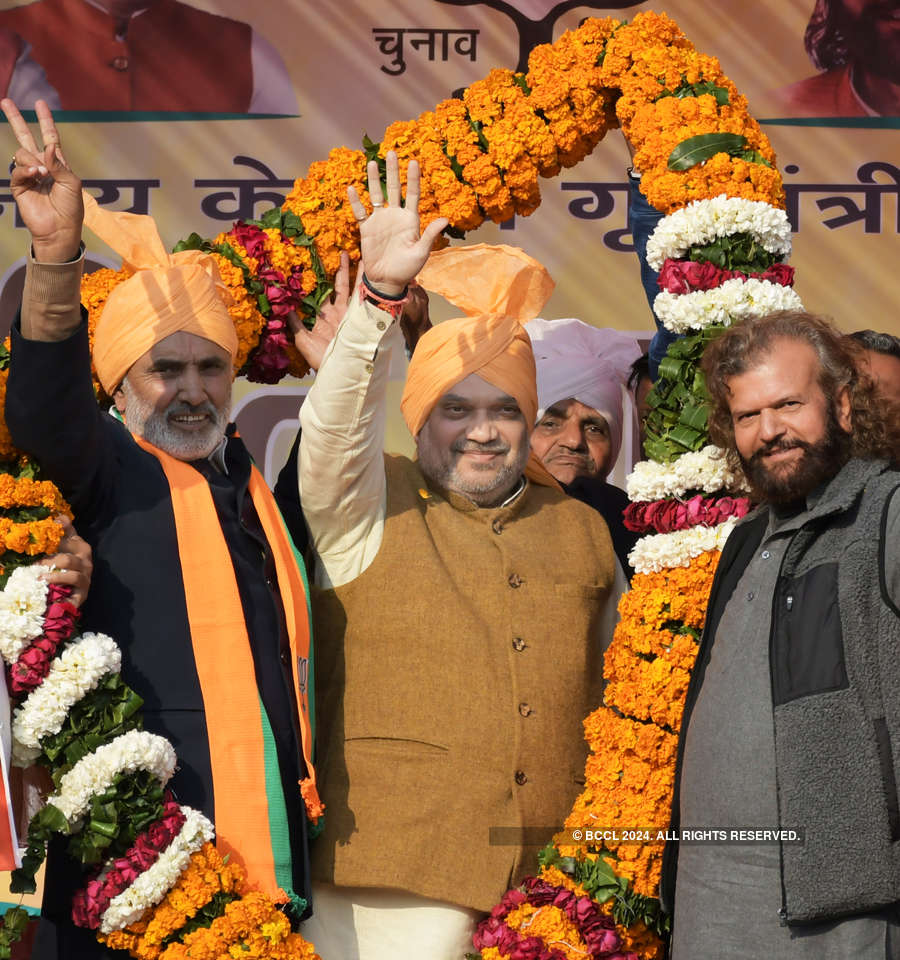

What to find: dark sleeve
left=5, top=312, right=116, bottom=529
left=563, top=478, right=639, bottom=579
left=273, top=427, right=310, bottom=558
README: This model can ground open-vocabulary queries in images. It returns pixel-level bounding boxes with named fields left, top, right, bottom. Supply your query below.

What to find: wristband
left=360, top=274, right=410, bottom=319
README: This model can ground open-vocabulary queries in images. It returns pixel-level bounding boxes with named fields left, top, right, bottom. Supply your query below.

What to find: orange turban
left=83, top=193, right=238, bottom=393
left=403, top=243, right=558, bottom=487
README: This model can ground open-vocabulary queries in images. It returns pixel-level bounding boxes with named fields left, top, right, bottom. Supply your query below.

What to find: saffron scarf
left=132, top=433, right=321, bottom=901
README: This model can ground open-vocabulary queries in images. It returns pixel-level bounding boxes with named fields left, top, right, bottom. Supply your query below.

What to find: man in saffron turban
left=2, top=99, right=317, bottom=958
left=298, top=153, right=617, bottom=959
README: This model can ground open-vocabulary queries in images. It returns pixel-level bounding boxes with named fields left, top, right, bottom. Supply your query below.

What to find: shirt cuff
left=24, top=244, right=86, bottom=311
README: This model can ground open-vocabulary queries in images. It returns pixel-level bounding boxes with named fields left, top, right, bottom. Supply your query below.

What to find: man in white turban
left=526, top=317, right=641, bottom=575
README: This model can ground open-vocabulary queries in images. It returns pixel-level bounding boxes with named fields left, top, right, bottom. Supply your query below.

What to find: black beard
left=739, top=403, right=852, bottom=506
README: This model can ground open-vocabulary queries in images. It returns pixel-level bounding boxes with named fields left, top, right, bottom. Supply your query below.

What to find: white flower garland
left=629, top=516, right=740, bottom=574
left=0, top=565, right=49, bottom=665
left=653, top=277, right=803, bottom=333
left=47, top=730, right=177, bottom=824
left=646, top=195, right=792, bottom=270
left=99, top=806, right=214, bottom=933
left=11, top=633, right=122, bottom=767
left=626, top=445, right=750, bottom=501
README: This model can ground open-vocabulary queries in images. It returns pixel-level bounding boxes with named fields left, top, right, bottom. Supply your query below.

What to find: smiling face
left=416, top=373, right=530, bottom=506
left=727, top=338, right=852, bottom=504
left=530, top=397, right=613, bottom=485
left=114, top=331, right=233, bottom=461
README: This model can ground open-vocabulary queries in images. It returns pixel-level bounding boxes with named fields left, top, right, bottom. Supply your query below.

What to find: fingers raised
left=366, top=158, right=383, bottom=207
left=384, top=150, right=401, bottom=207
left=333, top=251, right=350, bottom=303
left=404, top=158, right=420, bottom=212
left=35, top=99, right=59, bottom=147
left=1, top=97, right=40, bottom=155
left=346, top=184, right=366, bottom=222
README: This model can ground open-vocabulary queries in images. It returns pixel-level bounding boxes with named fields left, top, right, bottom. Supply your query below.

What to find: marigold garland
left=77, top=11, right=783, bottom=389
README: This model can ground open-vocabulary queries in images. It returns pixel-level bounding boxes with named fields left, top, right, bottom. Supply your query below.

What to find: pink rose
left=684, top=495, right=707, bottom=527
left=129, top=835, right=159, bottom=871
left=510, top=937, right=544, bottom=960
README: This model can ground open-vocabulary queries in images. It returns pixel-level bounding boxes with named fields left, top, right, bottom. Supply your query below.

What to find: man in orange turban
left=2, top=99, right=316, bottom=959
left=298, top=153, right=618, bottom=960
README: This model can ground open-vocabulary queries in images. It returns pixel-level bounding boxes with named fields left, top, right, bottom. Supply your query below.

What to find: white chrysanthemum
left=653, top=278, right=803, bottom=333
left=629, top=516, right=739, bottom=574
left=0, top=566, right=50, bottom=665
left=99, top=806, right=214, bottom=933
left=47, top=731, right=177, bottom=824
left=646, top=196, right=792, bottom=270
left=626, top=446, right=750, bottom=501
left=11, top=633, right=122, bottom=766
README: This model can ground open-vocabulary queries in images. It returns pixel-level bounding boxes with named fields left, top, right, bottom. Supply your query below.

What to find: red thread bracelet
left=359, top=277, right=410, bottom=320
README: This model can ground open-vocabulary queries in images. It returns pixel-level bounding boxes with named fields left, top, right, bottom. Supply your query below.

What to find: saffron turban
left=83, top=192, right=238, bottom=393
left=525, top=318, right=642, bottom=466
left=404, top=243, right=558, bottom=486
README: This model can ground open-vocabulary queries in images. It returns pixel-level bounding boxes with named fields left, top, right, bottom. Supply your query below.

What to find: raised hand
left=1, top=98, right=83, bottom=262
left=289, top=251, right=353, bottom=372
left=347, top=151, right=447, bottom=296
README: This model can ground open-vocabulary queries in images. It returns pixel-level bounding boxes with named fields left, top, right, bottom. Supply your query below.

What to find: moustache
left=452, top=442, right=510, bottom=455
left=749, top=438, right=810, bottom=465
left=166, top=402, right=220, bottom=420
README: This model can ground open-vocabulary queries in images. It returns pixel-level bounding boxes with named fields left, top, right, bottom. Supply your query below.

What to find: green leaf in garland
left=257, top=207, right=284, bottom=231
left=739, top=148, right=773, bottom=168
left=362, top=133, right=381, bottom=163
left=667, top=132, right=749, bottom=171
left=680, top=401, right=710, bottom=432
left=172, top=232, right=207, bottom=254
left=512, top=73, right=532, bottom=96
left=657, top=79, right=730, bottom=106
left=0, top=906, right=31, bottom=959
left=688, top=232, right=780, bottom=273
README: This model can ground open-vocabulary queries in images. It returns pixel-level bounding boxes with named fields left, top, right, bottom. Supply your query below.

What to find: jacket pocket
left=874, top=718, right=900, bottom=842
left=772, top=563, right=848, bottom=705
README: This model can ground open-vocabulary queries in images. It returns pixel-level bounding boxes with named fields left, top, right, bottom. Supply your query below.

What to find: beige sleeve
left=298, top=294, right=404, bottom=589
left=21, top=246, right=85, bottom=341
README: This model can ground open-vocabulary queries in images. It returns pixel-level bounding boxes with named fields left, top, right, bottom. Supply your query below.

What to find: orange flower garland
left=98, top=843, right=247, bottom=959
left=79, top=11, right=783, bottom=388
left=557, top=550, right=721, bottom=904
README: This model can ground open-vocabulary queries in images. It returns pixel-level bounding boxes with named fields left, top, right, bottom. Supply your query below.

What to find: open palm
left=347, top=152, right=448, bottom=295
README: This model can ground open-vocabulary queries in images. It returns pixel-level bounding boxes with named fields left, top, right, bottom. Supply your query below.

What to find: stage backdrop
left=0, top=0, right=897, bottom=905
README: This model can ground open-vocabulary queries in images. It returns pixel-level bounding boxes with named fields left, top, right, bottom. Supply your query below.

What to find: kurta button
left=491, top=518, right=503, bottom=534
left=512, top=637, right=526, bottom=651
left=518, top=702, right=533, bottom=717
left=507, top=573, right=523, bottom=588
left=514, top=770, right=527, bottom=785
left=111, top=55, right=129, bottom=70
left=376, top=320, right=386, bottom=331
left=364, top=362, right=374, bottom=374
left=761, top=550, right=771, bottom=559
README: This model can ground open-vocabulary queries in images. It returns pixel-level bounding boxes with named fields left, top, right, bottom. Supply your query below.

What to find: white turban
left=525, top=318, right=642, bottom=466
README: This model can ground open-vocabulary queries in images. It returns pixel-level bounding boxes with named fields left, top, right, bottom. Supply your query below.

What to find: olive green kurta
left=311, top=455, right=615, bottom=911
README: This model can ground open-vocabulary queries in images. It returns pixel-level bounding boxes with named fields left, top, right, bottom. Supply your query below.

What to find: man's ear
left=112, top=383, right=127, bottom=417
left=836, top=385, right=852, bottom=433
